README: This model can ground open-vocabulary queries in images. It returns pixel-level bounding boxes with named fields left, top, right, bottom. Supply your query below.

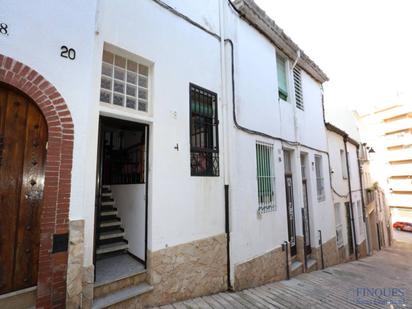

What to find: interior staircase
left=93, top=185, right=153, bottom=308
left=96, top=185, right=129, bottom=258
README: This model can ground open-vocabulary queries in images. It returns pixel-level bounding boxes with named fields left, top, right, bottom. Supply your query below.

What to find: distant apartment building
left=356, top=103, right=412, bottom=227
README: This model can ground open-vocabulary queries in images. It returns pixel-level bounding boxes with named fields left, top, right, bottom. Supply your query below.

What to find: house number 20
left=60, top=45, right=76, bottom=60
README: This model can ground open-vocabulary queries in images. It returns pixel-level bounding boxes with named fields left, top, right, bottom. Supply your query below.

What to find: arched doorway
left=0, top=83, right=48, bottom=295
left=0, top=54, right=74, bottom=308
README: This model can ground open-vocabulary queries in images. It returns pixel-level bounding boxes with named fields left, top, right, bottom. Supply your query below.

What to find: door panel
left=0, top=85, right=47, bottom=295
left=345, top=202, right=354, bottom=255
left=285, top=175, right=297, bottom=256
left=302, top=180, right=311, bottom=255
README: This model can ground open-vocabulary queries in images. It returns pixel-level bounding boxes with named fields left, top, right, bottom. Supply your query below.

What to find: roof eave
left=232, top=0, right=329, bottom=84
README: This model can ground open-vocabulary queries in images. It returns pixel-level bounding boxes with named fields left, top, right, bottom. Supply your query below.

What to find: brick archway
left=0, top=54, right=73, bottom=308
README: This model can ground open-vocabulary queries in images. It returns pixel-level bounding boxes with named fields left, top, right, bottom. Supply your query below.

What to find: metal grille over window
left=100, top=50, right=149, bottom=112
left=190, top=84, right=219, bottom=176
left=315, top=155, right=325, bottom=201
left=256, top=142, right=276, bottom=214
left=293, top=67, right=304, bottom=110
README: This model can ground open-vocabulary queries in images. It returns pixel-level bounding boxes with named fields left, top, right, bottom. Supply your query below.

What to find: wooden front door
left=0, top=84, right=47, bottom=295
left=285, top=175, right=297, bottom=256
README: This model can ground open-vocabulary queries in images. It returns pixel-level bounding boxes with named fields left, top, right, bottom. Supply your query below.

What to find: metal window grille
left=293, top=67, right=304, bottom=110
left=190, top=84, right=219, bottom=176
left=100, top=50, right=149, bottom=112
left=315, top=155, right=325, bottom=201
left=102, top=129, right=146, bottom=185
left=256, top=142, right=276, bottom=214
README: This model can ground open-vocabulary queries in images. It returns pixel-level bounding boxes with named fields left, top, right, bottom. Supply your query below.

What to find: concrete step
left=291, top=260, right=303, bottom=277
left=96, top=241, right=128, bottom=255
left=101, top=200, right=115, bottom=206
left=101, top=210, right=118, bottom=217
left=99, top=230, right=125, bottom=241
left=92, top=283, right=153, bottom=309
left=306, top=258, right=318, bottom=272
left=94, top=268, right=147, bottom=299
left=0, top=286, right=36, bottom=309
left=100, top=219, right=121, bottom=228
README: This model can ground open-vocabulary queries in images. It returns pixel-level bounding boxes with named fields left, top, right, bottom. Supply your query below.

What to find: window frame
left=189, top=83, right=220, bottom=177
left=99, top=46, right=151, bottom=115
left=315, top=155, right=325, bottom=202
left=276, top=53, right=289, bottom=102
left=256, top=142, right=276, bottom=214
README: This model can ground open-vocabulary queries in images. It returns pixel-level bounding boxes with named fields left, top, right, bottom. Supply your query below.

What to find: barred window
left=256, top=142, right=276, bottom=214
left=100, top=50, right=149, bottom=112
left=190, top=84, right=219, bottom=176
left=315, top=155, right=325, bottom=201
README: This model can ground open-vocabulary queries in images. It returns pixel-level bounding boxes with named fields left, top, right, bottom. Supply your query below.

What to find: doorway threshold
left=95, top=254, right=145, bottom=287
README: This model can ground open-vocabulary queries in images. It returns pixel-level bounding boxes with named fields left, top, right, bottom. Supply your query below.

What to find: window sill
left=278, top=98, right=290, bottom=104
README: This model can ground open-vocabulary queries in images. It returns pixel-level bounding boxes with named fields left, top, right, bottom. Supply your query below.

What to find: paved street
left=392, top=228, right=412, bottom=244
left=154, top=241, right=412, bottom=308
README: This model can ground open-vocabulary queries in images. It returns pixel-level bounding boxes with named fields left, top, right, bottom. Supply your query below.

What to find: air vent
left=293, top=67, right=304, bottom=110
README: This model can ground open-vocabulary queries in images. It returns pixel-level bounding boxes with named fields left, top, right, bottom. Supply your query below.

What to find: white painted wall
left=1, top=0, right=101, bottom=266
left=2, top=0, right=225, bottom=267
left=111, top=185, right=146, bottom=260
left=3, top=0, right=338, bottom=276
left=327, top=130, right=367, bottom=252
left=225, top=8, right=334, bottom=276
left=97, top=0, right=225, bottom=257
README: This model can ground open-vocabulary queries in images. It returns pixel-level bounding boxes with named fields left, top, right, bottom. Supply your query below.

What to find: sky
left=254, top=0, right=412, bottom=120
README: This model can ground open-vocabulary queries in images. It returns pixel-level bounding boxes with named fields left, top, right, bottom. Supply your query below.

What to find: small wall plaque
left=52, top=233, right=69, bottom=253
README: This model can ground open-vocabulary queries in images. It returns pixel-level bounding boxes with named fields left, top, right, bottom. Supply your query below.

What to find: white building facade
left=0, top=0, right=352, bottom=308
left=356, top=103, right=412, bottom=239
left=326, top=123, right=369, bottom=262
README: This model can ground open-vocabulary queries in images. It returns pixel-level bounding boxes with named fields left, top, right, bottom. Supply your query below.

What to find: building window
left=334, top=203, right=344, bottom=248
left=315, top=155, right=325, bottom=201
left=276, top=54, right=288, bottom=101
left=256, top=142, right=276, bottom=213
left=300, top=154, right=306, bottom=179
left=293, top=67, right=304, bottom=110
left=340, top=149, right=348, bottom=179
left=100, top=50, right=149, bottom=112
left=357, top=201, right=364, bottom=236
left=190, top=84, right=219, bottom=176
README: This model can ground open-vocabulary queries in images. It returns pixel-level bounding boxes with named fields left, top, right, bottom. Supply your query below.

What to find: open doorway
left=300, top=154, right=312, bottom=257
left=94, top=116, right=148, bottom=285
left=284, top=150, right=297, bottom=257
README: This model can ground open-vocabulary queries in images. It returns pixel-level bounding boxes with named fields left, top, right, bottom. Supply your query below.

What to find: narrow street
left=156, top=242, right=412, bottom=308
